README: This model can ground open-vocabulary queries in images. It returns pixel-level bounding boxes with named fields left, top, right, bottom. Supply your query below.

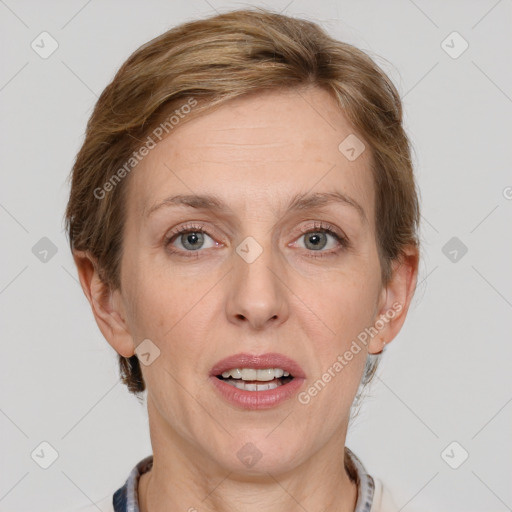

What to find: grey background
left=1, top=1, right=511, bottom=511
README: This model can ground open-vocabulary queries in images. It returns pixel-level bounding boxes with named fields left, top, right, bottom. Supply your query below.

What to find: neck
left=139, top=399, right=359, bottom=512
left=140, top=460, right=358, bottom=512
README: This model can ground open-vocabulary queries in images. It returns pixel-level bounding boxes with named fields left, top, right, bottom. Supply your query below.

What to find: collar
left=113, top=447, right=374, bottom=511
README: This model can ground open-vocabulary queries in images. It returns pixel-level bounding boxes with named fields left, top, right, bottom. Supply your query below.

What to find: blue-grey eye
left=304, top=232, right=328, bottom=250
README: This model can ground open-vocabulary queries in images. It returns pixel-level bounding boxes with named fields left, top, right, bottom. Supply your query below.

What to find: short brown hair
left=64, top=7, right=420, bottom=400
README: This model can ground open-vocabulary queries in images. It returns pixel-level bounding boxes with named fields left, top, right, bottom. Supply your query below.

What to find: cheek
left=295, top=264, right=381, bottom=403
left=309, top=270, right=380, bottom=341
left=120, top=256, right=179, bottom=342
left=123, top=258, right=219, bottom=363
left=300, top=282, right=375, bottom=404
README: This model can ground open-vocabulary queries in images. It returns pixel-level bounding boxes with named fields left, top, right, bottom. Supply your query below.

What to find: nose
left=226, top=237, right=289, bottom=330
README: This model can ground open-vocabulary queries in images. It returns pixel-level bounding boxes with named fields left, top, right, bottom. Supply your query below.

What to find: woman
left=67, top=8, right=420, bottom=512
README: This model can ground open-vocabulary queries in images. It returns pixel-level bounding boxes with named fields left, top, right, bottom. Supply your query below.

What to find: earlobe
left=72, top=250, right=135, bottom=358
left=368, top=246, right=419, bottom=354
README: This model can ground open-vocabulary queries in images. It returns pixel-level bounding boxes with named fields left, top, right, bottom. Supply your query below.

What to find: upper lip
left=210, top=352, right=306, bottom=379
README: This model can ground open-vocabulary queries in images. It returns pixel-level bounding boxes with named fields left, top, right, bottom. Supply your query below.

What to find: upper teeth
left=221, top=368, right=290, bottom=381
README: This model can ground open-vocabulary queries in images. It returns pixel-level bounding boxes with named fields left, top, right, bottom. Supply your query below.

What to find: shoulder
left=72, top=494, right=114, bottom=512
left=371, top=478, right=428, bottom=512
left=371, top=477, right=400, bottom=512
left=344, top=447, right=401, bottom=512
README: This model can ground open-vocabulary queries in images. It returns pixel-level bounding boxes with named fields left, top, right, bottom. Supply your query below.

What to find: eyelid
left=164, top=222, right=220, bottom=245
left=291, top=221, right=350, bottom=253
left=296, top=221, right=347, bottom=239
left=164, top=220, right=349, bottom=257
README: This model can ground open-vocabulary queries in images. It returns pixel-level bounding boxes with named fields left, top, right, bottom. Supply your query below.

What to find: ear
left=368, top=245, right=419, bottom=354
left=72, top=250, right=135, bottom=358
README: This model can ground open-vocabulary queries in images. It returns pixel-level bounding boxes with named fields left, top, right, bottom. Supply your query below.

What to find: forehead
left=126, top=87, right=375, bottom=223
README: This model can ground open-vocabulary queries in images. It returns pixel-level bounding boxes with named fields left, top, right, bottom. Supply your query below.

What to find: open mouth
left=216, top=368, right=294, bottom=392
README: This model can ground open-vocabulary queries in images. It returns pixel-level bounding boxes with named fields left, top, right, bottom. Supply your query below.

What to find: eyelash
left=164, top=221, right=349, bottom=259
left=297, top=222, right=349, bottom=259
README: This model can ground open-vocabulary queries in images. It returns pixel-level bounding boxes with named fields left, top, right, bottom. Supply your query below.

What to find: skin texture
left=74, top=86, right=418, bottom=512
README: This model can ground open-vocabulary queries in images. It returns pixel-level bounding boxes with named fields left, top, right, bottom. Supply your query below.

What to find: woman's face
left=110, top=86, right=403, bottom=473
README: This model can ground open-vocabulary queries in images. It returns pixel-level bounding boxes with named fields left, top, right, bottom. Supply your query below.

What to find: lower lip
left=210, top=376, right=305, bottom=410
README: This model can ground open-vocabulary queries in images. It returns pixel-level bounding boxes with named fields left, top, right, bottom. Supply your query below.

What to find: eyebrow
left=145, top=190, right=367, bottom=224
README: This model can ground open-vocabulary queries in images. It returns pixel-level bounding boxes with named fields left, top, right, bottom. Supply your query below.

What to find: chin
left=212, top=434, right=308, bottom=476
